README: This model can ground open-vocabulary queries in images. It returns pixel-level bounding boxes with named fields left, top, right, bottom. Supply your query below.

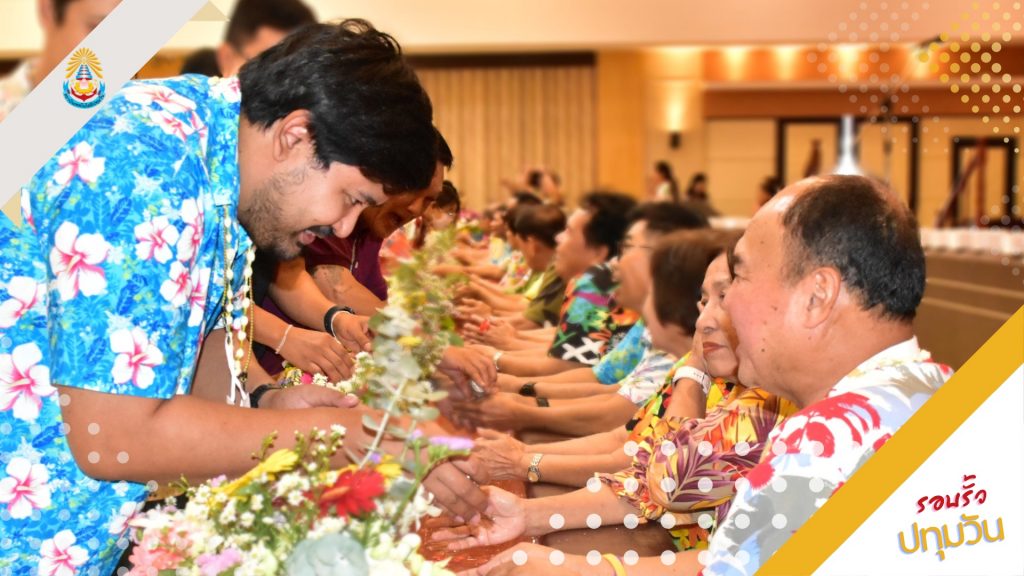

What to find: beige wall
left=595, top=49, right=706, bottom=199
left=706, top=120, right=776, bottom=217
left=918, top=116, right=1024, bottom=227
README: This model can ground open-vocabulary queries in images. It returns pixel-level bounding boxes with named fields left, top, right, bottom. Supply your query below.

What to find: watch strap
left=675, top=366, right=712, bottom=395
left=527, top=453, right=544, bottom=483
left=324, top=305, right=356, bottom=338
left=519, top=381, right=537, bottom=397
left=249, top=383, right=284, bottom=408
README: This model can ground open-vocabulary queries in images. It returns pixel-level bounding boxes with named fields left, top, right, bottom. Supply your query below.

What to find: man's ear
left=271, top=110, right=313, bottom=162
left=801, top=266, right=842, bottom=329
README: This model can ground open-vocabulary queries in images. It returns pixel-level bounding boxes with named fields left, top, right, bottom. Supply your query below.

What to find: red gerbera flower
left=318, top=468, right=385, bottom=518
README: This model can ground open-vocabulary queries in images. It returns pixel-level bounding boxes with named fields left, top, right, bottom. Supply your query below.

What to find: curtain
left=417, top=64, right=596, bottom=211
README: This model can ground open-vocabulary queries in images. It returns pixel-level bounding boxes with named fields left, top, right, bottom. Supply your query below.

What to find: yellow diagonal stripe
left=759, top=305, right=1024, bottom=575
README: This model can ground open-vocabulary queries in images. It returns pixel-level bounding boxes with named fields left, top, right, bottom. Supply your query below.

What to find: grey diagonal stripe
left=0, top=0, right=208, bottom=224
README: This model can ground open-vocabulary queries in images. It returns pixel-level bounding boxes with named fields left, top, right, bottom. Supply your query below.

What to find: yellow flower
left=397, top=336, right=422, bottom=348
left=375, top=455, right=403, bottom=481
left=215, top=449, right=299, bottom=497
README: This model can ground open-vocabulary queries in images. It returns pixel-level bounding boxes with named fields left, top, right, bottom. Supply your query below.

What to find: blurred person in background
left=650, top=160, right=680, bottom=202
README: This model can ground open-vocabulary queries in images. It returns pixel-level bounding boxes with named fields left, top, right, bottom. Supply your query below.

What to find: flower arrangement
left=128, top=428, right=468, bottom=575
left=128, top=231, right=471, bottom=575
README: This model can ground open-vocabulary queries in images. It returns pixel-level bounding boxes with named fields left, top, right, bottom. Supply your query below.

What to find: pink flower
left=128, top=525, right=188, bottom=574
left=0, top=342, right=54, bottom=422
left=49, top=222, right=109, bottom=301
left=111, top=328, right=164, bottom=389
left=0, top=276, right=46, bottom=328
left=160, top=262, right=191, bottom=308
left=37, top=530, right=88, bottom=576
left=122, top=85, right=196, bottom=115
left=134, top=217, right=180, bottom=263
left=210, top=77, right=241, bottom=103
left=0, top=457, right=52, bottom=519
left=53, top=142, right=105, bottom=186
left=149, top=110, right=195, bottom=141
left=187, top=267, right=210, bottom=327
left=196, top=548, right=242, bottom=576
left=176, top=199, right=204, bottom=265
left=108, top=501, right=142, bottom=535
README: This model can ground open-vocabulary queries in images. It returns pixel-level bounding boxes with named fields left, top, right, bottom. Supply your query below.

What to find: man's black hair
left=239, top=19, right=437, bottom=193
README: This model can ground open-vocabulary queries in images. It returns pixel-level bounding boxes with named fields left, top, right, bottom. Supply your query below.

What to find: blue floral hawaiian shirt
left=592, top=321, right=648, bottom=385
left=0, top=75, right=250, bottom=576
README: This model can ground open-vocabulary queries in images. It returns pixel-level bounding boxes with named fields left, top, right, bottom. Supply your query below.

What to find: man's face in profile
left=358, top=162, right=444, bottom=240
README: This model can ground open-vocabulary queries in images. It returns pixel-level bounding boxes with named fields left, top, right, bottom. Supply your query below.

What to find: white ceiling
left=0, top=0, right=1003, bottom=55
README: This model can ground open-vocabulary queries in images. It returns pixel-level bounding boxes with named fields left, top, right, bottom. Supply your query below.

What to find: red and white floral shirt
left=700, top=337, right=953, bottom=575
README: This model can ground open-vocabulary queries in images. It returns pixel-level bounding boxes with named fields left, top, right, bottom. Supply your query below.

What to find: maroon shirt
left=303, top=227, right=388, bottom=301
left=256, top=226, right=387, bottom=375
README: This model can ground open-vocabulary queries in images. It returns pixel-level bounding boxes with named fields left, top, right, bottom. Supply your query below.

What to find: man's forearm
left=252, top=305, right=292, bottom=348
left=499, top=352, right=582, bottom=377
left=494, top=338, right=547, bottom=352
left=530, top=427, right=627, bottom=455
left=269, top=258, right=339, bottom=330
left=535, top=366, right=598, bottom=384
left=60, top=385, right=372, bottom=486
left=522, top=485, right=636, bottom=536
left=535, top=382, right=619, bottom=399
left=310, top=264, right=384, bottom=316
left=525, top=452, right=632, bottom=487
left=508, top=316, right=542, bottom=331
left=191, top=329, right=278, bottom=403
left=516, top=396, right=637, bottom=437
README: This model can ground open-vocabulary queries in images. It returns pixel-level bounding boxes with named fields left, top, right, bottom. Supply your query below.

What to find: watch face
left=527, top=470, right=539, bottom=482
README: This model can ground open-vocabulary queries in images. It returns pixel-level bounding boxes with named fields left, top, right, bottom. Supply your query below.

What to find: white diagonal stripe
left=0, top=0, right=207, bottom=224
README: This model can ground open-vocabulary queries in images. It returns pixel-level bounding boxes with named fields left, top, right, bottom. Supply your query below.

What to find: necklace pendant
left=238, top=372, right=248, bottom=385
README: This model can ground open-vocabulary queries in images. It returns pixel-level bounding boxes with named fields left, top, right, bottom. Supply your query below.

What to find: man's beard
left=238, top=167, right=310, bottom=260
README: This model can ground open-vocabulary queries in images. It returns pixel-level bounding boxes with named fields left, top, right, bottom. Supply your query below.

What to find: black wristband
left=519, top=381, right=537, bottom=397
left=535, top=397, right=549, bottom=408
left=324, top=305, right=355, bottom=338
left=249, top=383, right=283, bottom=408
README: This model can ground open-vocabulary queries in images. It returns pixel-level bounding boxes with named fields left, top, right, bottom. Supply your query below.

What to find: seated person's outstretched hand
left=471, top=428, right=527, bottom=481
left=438, top=346, right=498, bottom=396
left=464, top=316, right=517, bottom=348
left=465, top=543, right=586, bottom=576
left=456, top=298, right=493, bottom=320
left=432, top=486, right=526, bottom=550
left=279, top=326, right=355, bottom=382
left=331, top=312, right=373, bottom=352
left=259, top=384, right=360, bottom=410
left=451, top=393, right=529, bottom=431
left=423, top=459, right=489, bottom=522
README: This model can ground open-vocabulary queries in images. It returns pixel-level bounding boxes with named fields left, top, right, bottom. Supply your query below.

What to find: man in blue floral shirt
left=0, top=20, right=487, bottom=576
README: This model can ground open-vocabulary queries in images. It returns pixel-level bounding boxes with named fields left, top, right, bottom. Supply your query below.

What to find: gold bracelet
left=602, top=553, right=626, bottom=576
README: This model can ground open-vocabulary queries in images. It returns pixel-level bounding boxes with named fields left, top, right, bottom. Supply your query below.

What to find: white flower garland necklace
left=221, top=205, right=256, bottom=406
